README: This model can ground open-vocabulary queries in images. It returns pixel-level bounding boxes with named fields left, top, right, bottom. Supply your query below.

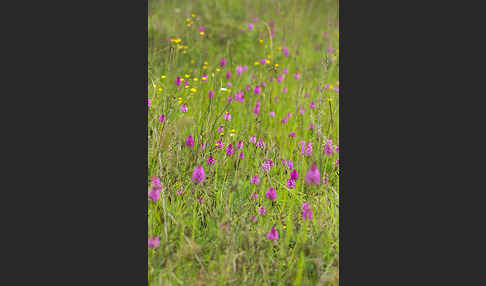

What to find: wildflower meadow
left=148, top=0, right=339, bottom=284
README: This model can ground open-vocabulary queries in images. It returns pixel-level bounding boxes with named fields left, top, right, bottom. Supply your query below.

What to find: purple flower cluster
left=262, top=159, right=274, bottom=172
left=301, top=202, right=313, bottom=220
left=299, top=141, right=313, bottom=156
left=192, top=165, right=205, bottom=184
left=305, top=163, right=320, bottom=185
left=148, top=175, right=162, bottom=203
left=265, top=187, right=276, bottom=200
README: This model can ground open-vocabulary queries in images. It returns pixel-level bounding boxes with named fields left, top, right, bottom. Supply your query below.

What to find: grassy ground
left=148, top=0, right=339, bottom=284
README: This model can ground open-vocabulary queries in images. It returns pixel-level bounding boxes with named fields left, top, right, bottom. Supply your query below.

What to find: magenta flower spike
left=290, top=169, right=298, bottom=180
left=301, top=202, right=313, bottom=220
left=215, top=139, right=223, bottom=149
left=248, top=23, right=254, bottom=31
left=236, top=65, right=243, bottom=76
left=180, top=104, right=188, bottom=113
left=192, top=165, right=205, bottom=184
left=249, top=136, right=257, bottom=144
left=175, top=77, right=181, bottom=86
left=158, top=114, right=166, bottom=122
left=258, top=206, right=267, bottom=215
left=148, top=188, right=161, bottom=203
left=226, top=71, right=232, bottom=80
left=208, top=90, right=214, bottom=98
left=234, top=91, right=244, bottom=102
left=185, top=135, right=194, bottom=148
left=254, top=85, right=261, bottom=95
left=207, top=156, right=215, bottom=166
left=286, top=179, right=296, bottom=189
left=225, top=144, right=234, bottom=156
left=151, top=175, right=161, bottom=189
left=250, top=192, right=258, bottom=200
left=148, top=236, right=160, bottom=249
left=265, top=187, right=276, bottom=201
left=299, top=141, right=313, bottom=156
left=250, top=175, right=260, bottom=185
left=253, top=101, right=261, bottom=114
left=224, top=112, right=231, bottom=121
left=266, top=226, right=279, bottom=242
left=236, top=141, right=243, bottom=150
left=324, top=139, right=334, bottom=155
left=305, top=163, right=321, bottom=185
left=256, top=139, right=265, bottom=149
left=220, top=57, right=226, bottom=67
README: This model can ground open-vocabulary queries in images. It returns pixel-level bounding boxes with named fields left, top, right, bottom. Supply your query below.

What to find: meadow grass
left=148, top=0, right=339, bottom=284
